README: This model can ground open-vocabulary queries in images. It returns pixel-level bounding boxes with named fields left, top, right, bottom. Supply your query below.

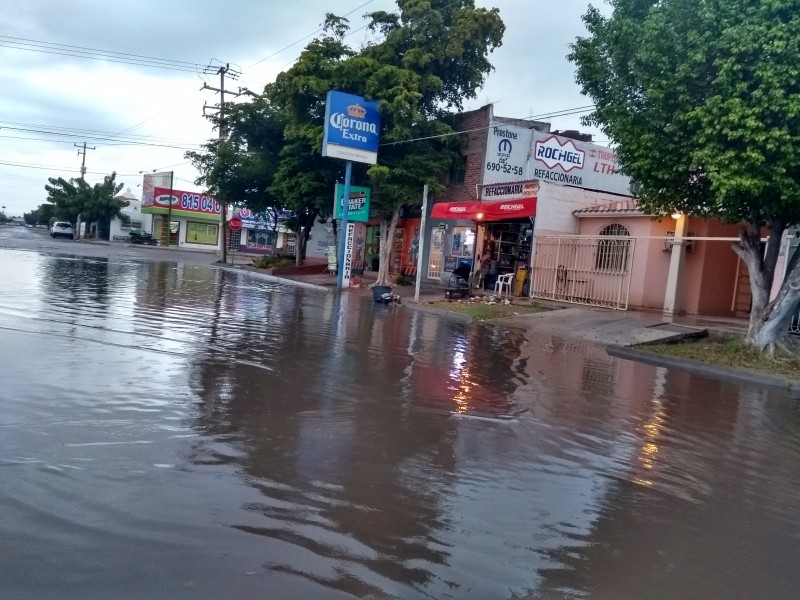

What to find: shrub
left=253, top=255, right=294, bottom=269
left=395, top=274, right=413, bottom=286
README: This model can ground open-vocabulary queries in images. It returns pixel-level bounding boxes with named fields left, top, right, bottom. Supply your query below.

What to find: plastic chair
left=494, top=272, right=514, bottom=296
left=470, top=269, right=486, bottom=290
left=325, top=250, right=337, bottom=275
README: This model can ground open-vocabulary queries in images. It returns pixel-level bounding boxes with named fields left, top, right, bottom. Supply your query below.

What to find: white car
left=50, top=221, right=74, bottom=239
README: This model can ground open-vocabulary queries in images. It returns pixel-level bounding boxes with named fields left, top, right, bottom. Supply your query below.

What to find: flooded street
left=1, top=243, right=800, bottom=599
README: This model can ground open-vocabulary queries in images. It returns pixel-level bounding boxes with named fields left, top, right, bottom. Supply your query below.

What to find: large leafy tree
left=189, top=2, right=504, bottom=273
left=44, top=174, right=124, bottom=237
left=570, top=0, right=800, bottom=353
left=270, top=2, right=504, bottom=281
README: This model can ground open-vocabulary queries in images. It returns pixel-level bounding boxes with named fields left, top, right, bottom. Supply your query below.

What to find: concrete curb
left=607, top=344, right=800, bottom=392
left=217, top=266, right=331, bottom=293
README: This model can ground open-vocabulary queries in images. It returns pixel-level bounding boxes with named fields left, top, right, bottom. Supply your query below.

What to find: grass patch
left=426, top=301, right=549, bottom=321
left=644, top=337, right=800, bottom=381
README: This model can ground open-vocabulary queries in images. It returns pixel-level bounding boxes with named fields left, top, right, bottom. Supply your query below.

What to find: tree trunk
left=374, top=207, right=400, bottom=287
left=732, top=216, right=792, bottom=354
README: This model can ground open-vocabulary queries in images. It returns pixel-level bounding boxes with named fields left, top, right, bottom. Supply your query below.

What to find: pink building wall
left=577, top=216, right=743, bottom=316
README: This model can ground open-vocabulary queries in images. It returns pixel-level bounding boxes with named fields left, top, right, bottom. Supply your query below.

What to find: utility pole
left=201, top=62, right=241, bottom=263
left=74, top=142, right=95, bottom=240
left=75, top=142, right=95, bottom=178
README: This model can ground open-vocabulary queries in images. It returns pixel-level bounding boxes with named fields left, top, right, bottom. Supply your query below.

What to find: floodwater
left=1, top=247, right=800, bottom=600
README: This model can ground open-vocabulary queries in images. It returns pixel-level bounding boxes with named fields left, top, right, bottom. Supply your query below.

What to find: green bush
left=395, top=274, right=413, bottom=286
left=253, top=255, right=295, bottom=269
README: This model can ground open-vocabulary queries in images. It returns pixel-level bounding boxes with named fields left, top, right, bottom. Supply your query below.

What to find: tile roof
left=573, top=199, right=645, bottom=217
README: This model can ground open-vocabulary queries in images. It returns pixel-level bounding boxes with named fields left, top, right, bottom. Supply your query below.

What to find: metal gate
left=530, top=236, right=635, bottom=310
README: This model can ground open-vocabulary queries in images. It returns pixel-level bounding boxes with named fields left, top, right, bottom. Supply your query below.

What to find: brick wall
left=439, top=105, right=493, bottom=203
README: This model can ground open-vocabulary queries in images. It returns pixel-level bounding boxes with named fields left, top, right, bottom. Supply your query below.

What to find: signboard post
left=322, top=90, right=380, bottom=290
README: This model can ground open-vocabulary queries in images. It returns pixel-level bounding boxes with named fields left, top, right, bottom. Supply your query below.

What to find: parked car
left=50, top=222, right=74, bottom=239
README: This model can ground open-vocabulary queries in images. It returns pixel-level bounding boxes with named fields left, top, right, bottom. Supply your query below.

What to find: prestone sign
left=483, top=121, right=632, bottom=195
left=322, top=91, right=381, bottom=165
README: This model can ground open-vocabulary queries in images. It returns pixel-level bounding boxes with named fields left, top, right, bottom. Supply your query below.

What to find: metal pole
left=218, top=66, right=228, bottom=263
left=167, top=171, right=174, bottom=247
left=414, top=184, right=429, bottom=302
left=336, top=161, right=353, bottom=290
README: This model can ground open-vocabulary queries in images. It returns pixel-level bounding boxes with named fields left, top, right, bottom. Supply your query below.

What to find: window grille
left=595, top=224, right=631, bottom=272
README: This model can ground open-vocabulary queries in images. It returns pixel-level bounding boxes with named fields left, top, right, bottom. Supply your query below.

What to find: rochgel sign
left=534, top=136, right=585, bottom=172
left=449, top=206, right=468, bottom=213
left=499, top=203, right=524, bottom=211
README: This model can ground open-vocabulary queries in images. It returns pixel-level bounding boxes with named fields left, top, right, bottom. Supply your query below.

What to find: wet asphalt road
left=1, top=224, right=800, bottom=599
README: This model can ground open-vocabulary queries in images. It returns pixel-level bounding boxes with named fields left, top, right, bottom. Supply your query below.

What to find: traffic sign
left=228, top=216, right=243, bottom=231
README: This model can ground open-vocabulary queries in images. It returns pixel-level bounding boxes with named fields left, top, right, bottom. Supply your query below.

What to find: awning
left=431, top=197, right=537, bottom=221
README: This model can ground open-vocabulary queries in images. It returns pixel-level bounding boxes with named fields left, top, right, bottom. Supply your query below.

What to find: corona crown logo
left=347, top=104, right=367, bottom=118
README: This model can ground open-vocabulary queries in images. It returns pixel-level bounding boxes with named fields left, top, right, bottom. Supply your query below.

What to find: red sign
left=152, top=187, right=220, bottom=215
left=431, top=197, right=537, bottom=221
left=228, top=216, right=243, bottom=231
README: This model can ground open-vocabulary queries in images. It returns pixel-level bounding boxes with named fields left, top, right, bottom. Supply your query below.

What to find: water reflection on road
left=1, top=248, right=799, bottom=599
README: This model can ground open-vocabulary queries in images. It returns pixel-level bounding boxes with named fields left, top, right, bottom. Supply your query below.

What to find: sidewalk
left=235, top=262, right=750, bottom=345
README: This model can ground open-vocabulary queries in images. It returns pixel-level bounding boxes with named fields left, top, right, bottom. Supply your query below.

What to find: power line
left=0, top=119, right=205, bottom=146
left=0, top=35, right=203, bottom=73
left=0, top=124, right=204, bottom=151
left=378, top=106, right=596, bottom=147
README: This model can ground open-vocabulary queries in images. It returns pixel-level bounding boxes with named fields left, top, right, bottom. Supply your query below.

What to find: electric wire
left=0, top=35, right=203, bottom=73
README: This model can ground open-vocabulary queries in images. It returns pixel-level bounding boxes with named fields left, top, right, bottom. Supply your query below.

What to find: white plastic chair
left=324, top=246, right=337, bottom=275
left=494, top=272, right=514, bottom=296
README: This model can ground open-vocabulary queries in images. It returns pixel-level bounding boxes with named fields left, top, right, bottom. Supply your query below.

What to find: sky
left=0, top=0, right=607, bottom=217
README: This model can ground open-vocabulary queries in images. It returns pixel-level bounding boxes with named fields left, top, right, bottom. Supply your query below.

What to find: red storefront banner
left=152, top=187, right=221, bottom=216
left=431, top=201, right=482, bottom=219
left=431, top=197, right=537, bottom=221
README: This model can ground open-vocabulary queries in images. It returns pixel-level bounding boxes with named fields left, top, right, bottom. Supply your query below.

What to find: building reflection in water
left=135, top=266, right=800, bottom=600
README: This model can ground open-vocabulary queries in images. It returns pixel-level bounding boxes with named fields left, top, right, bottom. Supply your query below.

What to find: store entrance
left=478, top=219, right=534, bottom=295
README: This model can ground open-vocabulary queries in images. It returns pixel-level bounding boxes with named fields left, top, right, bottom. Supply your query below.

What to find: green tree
left=187, top=94, right=287, bottom=220
left=44, top=174, right=125, bottom=238
left=34, top=203, right=55, bottom=226
left=570, top=0, right=800, bottom=354
left=269, top=2, right=504, bottom=279
left=23, top=211, right=37, bottom=225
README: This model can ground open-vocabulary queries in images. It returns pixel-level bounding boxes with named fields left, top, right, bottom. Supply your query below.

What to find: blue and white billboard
left=322, top=90, right=380, bottom=165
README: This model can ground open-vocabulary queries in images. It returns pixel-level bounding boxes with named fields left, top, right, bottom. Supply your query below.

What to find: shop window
left=595, top=223, right=630, bottom=272
left=247, top=230, right=276, bottom=248
left=119, top=214, right=131, bottom=230
left=186, top=221, right=219, bottom=245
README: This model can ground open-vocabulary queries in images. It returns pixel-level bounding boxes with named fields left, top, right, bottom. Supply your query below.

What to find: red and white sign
left=533, top=136, right=585, bottom=172
left=483, top=122, right=632, bottom=195
left=431, top=197, right=537, bottom=221
left=152, top=187, right=221, bottom=216
left=228, top=216, right=243, bottom=231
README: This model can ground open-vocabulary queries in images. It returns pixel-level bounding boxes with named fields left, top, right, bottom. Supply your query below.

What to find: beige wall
left=535, top=184, right=636, bottom=237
